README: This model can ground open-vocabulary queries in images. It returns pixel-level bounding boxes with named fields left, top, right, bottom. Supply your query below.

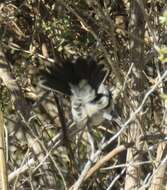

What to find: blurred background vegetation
left=0, top=0, right=167, bottom=190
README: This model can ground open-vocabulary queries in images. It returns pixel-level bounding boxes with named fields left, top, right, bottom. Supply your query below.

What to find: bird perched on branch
left=39, top=57, right=112, bottom=126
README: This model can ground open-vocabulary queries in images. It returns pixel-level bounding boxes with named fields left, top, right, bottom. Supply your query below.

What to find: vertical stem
left=124, top=0, right=146, bottom=189
left=0, top=111, right=8, bottom=190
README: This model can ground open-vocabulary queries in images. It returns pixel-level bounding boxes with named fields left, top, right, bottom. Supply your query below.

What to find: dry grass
left=0, top=0, right=167, bottom=189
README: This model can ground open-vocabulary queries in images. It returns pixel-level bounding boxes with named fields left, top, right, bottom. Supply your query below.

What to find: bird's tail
left=39, top=57, right=109, bottom=96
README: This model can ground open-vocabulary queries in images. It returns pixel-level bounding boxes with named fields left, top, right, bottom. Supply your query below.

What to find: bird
left=39, top=57, right=112, bottom=126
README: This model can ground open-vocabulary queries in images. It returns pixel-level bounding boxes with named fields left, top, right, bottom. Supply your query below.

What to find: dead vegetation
left=0, top=0, right=167, bottom=189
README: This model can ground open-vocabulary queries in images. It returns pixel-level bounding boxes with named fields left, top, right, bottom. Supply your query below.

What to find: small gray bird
left=39, top=57, right=112, bottom=126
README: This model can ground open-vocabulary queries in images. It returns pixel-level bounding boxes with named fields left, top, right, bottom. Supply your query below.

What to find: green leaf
left=160, top=10, right=167, bottom=25
left=160, top=94, right=167, bottom=100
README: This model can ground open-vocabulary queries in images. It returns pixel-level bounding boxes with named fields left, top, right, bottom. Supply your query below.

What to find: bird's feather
left=39, top=57, right=109, bottom=95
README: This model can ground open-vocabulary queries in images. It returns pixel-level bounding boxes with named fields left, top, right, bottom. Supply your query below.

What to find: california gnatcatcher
left=39, top=57, right=112, bottom=126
